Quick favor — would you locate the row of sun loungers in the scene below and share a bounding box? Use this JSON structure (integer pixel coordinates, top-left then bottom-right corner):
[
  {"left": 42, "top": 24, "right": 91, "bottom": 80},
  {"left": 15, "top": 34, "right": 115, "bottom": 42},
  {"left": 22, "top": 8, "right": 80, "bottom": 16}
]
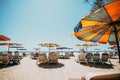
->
[
  {"left": 77, "top": 53, "right": 112, "bottom": 65},
  {"left": 31, "top": 52, "right": 74, "bottom": 60},
  {"left": 36, "top": 52, "right": 58, "bottom": 64},
  {"left": 32, "top": 52, "right": 116, "bottom": 65},
  {"left": 0, "top": 51, "right": 23, "bottom": 66},
  {"left": 33, "top": 52, "right": 75, "bottom": 65}
]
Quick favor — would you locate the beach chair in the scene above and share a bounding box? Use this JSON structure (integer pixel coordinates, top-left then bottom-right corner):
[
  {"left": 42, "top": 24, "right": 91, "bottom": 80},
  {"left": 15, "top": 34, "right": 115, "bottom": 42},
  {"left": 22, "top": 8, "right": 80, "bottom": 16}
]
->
[
  {"left": 56, "top": 52, "right": 60, "bottom": 58},
  {"left": 109, "top": 52, "right": 115, "bottom": 58},
  {"left": 1, "top": 54, "right": 10, "bottom": 66},
  {"left": 100, "top": 53, "right": 112, "bottom": 65},
  {"left": 36, "top": 54, "right": 48, "bottom": 64},
  {"left": 30, "top": 53, "right": 34, "bottom": 59},
  {"left": 70, "top": 52, "right": 74, "bottom": 57},
  {"left": 7, "top": 51, "right": 13, "bottom": 58},
  {"left": 86, "top": 53, "right": 93, "bottom": 63},
  {"left": 64, "top": 52, "right": 70, "bottom": 59},
  {"left": 92, "top": 53, "right": 100, "bottom": 64},
  {"left": 48, "top": 52, "right": 58, "bottom": 64},
  {"left": 114, "top": 52, "right": 118, "bottom": 58},
  {"left": 12, "top": 51, "right": 21, "bottom": 64},
  {"left": 77, "top": 53, "right": 87, "bottom": 64},
  {"left": 22, "top": 52, "right": 26, "bottom": 57}
]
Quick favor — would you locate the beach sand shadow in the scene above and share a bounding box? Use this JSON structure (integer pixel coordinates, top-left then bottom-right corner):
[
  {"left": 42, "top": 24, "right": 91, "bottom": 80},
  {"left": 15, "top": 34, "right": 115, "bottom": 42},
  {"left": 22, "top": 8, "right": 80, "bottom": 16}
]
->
[
  {"left": 38, "top": 62, "right": 64, "bottom": 69},
  {"left": 0, "top": 63, "right": 19, "bottom": 69},
  {"left": 79, "top": 62, "right": 114, "bottom": 69}
]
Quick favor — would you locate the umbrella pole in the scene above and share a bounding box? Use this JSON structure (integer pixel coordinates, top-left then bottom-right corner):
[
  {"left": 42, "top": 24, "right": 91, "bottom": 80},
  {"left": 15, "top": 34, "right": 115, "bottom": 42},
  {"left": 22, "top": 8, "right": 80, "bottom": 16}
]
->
[
  {"left": 113, "top": 24, "right": 120, "bottom": 63},
  {"left": 8, "top": 43, "right": 10, "bottom": 52},
  {"left": 49, "top": 47, "right": 50, "bottom": 53}
]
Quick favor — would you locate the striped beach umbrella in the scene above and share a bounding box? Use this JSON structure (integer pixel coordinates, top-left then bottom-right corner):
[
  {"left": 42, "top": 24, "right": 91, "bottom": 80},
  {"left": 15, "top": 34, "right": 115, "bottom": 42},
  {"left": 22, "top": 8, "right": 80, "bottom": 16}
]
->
[{"left": 73, "top": 0, "right": 120, "bottom": 62}]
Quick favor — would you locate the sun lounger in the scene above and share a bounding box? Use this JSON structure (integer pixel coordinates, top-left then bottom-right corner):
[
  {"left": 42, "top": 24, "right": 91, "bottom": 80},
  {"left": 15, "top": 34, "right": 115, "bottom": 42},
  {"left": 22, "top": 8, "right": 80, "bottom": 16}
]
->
[
  {"left": 36, "top": 53, "right": 48, "bottom": 64},
  {"left": 64, "top": 52, "right": 70, "bottom": 59},
  {"left": 109, "top": 52, "right": 114, "bottom": 58},
  {"left": 69, "top": 52, "right": 75, "bottom": 57},
  {"left": 30, "top": 53, "right": 38, "bottom": 59},
  {"left": 100, "top": 53, "right": 112, "bottom": 65},
  {"left": 77, "top": 53, "right": 87, "bottom": 64},
  {"left": 86, "top": 53, "right": 93, "bottom": 63},
  {"left": 56, "top": 52, "right": 60, "bottom": 58},
  {"left": 11, "top": 51, "right": 21, "bottom": 64},
  {"left": 1, "top": 54, "right": 10, "bottom": 66},
  {"left": 48, "top": 52, "right": 58, "bottom": 64},
  {"left": 91, "top": 53, "right": 100, "bottom": 64}
]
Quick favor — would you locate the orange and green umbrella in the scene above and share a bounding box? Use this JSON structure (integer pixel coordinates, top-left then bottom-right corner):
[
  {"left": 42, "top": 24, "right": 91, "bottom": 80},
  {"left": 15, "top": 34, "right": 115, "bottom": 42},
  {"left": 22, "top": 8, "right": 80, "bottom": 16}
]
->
[{"left": 73, "top": 0, "right": 120, "bottom": 62}]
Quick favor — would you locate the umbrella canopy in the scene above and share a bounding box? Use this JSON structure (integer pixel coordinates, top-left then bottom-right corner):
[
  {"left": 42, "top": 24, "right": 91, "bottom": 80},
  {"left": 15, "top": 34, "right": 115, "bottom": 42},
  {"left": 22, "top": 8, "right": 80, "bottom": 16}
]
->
[
  {"left": 73, "top": 0, "right": 120, "bottom": 62},
  {"left": 39, "top": 43, "right": 59, "bottom": 47},
  {"left": 0, "top": 43, "right": 22, "bottom": 47},
  {"left": 39, "top": 42, "right": 59, "bottom": 52},
  {"left": 56, "top": 47, "right": 68, "bottom": 50},
  {"left": 76, "top": 43, "right": 97, "bottom": 53},
  {"left": 0, "top": 42, "right": 22, "bottom": 51},
  {"left": 56, "top": 47, "right": 73, "bottom": 52},
  {"left": 17, "top": 48, "right": 27, "bottom": 50},
  {"left": 0, "top": 34, "right": 10, "bottom": 41},
  {"left": 76, "top": 43, "right": 97, "bottom": 47}
]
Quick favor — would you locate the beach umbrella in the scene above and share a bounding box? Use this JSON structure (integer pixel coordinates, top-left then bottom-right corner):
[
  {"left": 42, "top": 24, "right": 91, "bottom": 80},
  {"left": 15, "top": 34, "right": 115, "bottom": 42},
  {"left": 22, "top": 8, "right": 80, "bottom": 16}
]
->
[
  {"left": 76, "top": 43, "right": 97, "bottom": 53},
  {"left": 56, "top": 47, "right": 68, "bottom": 50},
  {"left": 56, "top": 47, "right": 68, "bottom": 52},
  {"left": 0, "top": 42, "right": 22, "bottom": 51},
  {"left": 17, "top": 48, "right": 27, "bottom": 52},
  {"left": 39, "top": 42, "right": 59, "bottom": 52},
  {"left": 17, "top": 48, "right": 27, "bottom": 50},
  {"left": 73, "top": 0, "right": 120, "bottom": 62},
  {"left": 33, "top": 47, "right": 40, "bottom": 52},
  {"left": 0, "top": 34, "right": 10, "bottom": 41},
  {"left": 56, "top": 47, "right": 73, "bottom": 52},
  {"left": 0, "top": 43, "right": 22, "bottom": 47}
]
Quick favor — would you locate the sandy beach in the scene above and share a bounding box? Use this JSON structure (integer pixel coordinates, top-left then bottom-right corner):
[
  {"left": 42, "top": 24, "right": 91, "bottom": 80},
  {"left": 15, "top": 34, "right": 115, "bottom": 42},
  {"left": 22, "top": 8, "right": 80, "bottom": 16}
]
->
[{"left": 0, "top": 53, "right": 120, "bottom": 80}]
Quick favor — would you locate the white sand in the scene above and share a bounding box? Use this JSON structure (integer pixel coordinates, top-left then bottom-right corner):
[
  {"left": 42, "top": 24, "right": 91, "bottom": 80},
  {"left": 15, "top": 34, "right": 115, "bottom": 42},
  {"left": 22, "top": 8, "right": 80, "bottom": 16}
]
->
[{"left": 0, "top": 53, "right": 120, "bottom": 80}]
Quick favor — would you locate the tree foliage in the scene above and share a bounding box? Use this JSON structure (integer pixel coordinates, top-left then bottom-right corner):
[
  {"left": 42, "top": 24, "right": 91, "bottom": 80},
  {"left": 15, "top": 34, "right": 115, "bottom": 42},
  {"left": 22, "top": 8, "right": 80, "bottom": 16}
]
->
[{"left": 84, "top": 0, "right": 112, "bottom": 11}]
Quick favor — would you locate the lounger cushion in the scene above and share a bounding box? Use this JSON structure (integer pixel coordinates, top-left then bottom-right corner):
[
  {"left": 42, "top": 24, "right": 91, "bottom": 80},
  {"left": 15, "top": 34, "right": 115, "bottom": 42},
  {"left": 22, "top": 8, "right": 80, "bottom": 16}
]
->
[
  {"left": 90, "top": 73, "right": 120, "bottom": 80},
  {"left": 84, "top": 71, "right": 120, "bottom": 80}
]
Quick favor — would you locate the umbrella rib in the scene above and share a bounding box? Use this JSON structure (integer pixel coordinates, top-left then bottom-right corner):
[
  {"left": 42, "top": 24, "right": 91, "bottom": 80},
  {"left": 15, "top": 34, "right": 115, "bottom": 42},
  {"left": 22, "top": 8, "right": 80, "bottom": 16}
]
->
[
  {"left": 77, "top": 25, "right": 106, "bottom": 41},
  {"left": 74, "top": 26, "right": 103, "bottom": 37},
  {"left": 91, "top": 25, "right": 110, "bottom": 41},
  {"left": 98, "top": 26, "right": 112, "bottom": 43}
]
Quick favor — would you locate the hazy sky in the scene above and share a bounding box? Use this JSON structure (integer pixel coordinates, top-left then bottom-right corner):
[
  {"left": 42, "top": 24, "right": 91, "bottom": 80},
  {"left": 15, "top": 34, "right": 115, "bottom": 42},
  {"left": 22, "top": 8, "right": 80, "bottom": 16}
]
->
[{"left": 0, "top": 0, "right": 110, "bottom": 51}]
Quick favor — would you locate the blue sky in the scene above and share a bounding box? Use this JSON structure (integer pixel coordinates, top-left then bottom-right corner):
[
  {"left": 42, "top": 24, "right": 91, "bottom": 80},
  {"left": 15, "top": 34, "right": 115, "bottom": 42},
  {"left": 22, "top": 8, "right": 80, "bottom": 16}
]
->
[{"left": 0, "top": 0, "right": 111, "bottom": 51}]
